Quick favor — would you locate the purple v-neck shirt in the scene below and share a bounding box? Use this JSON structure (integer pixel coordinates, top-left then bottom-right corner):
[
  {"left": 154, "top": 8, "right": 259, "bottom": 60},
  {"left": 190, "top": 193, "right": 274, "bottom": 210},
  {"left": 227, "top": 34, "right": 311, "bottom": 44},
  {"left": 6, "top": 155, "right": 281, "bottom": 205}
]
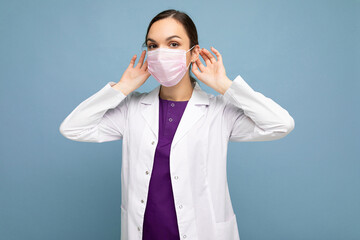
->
[{"left": 142, "top": 95, "right": 189, "bottom": 240}]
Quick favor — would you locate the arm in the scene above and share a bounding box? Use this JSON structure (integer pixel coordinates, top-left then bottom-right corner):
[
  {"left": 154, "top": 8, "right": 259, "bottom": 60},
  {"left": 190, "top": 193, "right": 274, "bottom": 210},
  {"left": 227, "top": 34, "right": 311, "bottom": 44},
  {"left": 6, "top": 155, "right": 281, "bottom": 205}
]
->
[
  {"left": 59, "top": 82, "right": 131, "bottom": 143},
  {"left": 222, "top": 75, "right": 295, "bottom": 142}
]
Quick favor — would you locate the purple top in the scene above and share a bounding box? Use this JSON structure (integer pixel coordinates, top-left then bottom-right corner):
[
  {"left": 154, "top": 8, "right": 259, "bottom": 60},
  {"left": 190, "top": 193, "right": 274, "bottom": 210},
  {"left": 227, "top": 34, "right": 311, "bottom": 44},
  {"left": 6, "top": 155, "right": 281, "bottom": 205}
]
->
[{"left": 142, "top": 95, "right": 189, "bottom": 240}]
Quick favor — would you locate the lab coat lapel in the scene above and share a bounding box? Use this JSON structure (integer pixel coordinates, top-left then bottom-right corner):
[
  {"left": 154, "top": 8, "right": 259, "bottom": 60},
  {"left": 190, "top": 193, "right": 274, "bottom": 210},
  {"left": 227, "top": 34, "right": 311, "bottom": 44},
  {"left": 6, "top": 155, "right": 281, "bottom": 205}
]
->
[
  {"left": 172, "top": 83, "right": 209, "bottom": 148},
  {"left": 140, "top": 81, "right": 209, "bottom": 148},
  {"left": 140, "top": 84, "right": 160, "bottom": 141}
]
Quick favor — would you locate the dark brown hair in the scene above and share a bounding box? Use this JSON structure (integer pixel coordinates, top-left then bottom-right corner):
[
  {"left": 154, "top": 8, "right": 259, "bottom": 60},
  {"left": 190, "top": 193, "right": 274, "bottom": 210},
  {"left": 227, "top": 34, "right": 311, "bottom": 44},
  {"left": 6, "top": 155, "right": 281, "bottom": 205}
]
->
[{"left": 142, "top": 9, "right": 199, "bottom": 85}]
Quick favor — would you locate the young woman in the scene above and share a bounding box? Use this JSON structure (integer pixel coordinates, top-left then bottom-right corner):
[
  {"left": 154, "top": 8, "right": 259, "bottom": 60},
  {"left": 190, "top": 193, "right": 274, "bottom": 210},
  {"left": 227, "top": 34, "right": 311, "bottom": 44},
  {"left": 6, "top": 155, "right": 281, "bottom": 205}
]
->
[{"left": 59, "top": 9, "right": 295, "bottom": 240}]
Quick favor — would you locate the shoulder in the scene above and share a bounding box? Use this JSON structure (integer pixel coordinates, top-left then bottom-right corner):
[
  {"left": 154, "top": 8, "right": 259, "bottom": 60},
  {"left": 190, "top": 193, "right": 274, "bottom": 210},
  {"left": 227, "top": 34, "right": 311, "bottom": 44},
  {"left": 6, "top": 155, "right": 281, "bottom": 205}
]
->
[
  {"left": 128, "top": 90, "right": 144, "bottom": 99},
  {"left": 125, "top": 88, "right": 229, "bottom": 109},
  {"left": 124, "top": 90, "right": 145, "bottom": 106},
  {"left": 206, "top": 91, "right": 244, "bottom": 120},
  {"left": 207, "top": 92, "right": 228, "bottom": 108},
  {"left": 200, "top": 91, "right": 230, "bottom": 118}
]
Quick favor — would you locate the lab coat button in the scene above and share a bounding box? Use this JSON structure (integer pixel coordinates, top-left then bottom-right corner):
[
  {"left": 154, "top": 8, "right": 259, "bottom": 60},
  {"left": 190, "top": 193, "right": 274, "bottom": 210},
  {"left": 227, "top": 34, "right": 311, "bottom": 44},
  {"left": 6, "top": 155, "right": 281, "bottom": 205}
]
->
[
  {"left": 145, "top": 171, "right": 149, "bottom": 175},
  {"left": 137, "top": 227, "right": 141, "bottom": 231},
  {"left": 151, "top": 141, "right": 155, "bottom": 145},
  {"left": 182, "top": 234, "right": 187, "bottom": 238},
  {"left": 179, "top": 205, "right": 183, "bottom": 209},
  {"left": 169, "top": 117, "right": 173, "bottom": 122},
  {"left": 174, "top": 176, "right": 179, "bottom": 180},
  {"left": 141, "top": 199, "right": 144, "bottom": 203}
]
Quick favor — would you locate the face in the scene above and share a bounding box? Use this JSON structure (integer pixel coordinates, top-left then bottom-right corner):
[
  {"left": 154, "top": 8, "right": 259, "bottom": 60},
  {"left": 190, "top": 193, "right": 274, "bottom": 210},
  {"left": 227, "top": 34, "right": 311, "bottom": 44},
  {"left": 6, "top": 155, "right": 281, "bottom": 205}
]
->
[{"left": 146, "top": 18, "right": 200, "bottom": 66}]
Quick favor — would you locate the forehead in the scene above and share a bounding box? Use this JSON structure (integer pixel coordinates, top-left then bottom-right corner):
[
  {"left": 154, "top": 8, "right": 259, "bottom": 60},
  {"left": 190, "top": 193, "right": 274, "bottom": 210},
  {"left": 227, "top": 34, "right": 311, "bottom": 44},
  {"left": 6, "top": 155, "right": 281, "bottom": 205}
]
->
[{"left": 147, "top": 18, "right": 188, "bottom": 42}]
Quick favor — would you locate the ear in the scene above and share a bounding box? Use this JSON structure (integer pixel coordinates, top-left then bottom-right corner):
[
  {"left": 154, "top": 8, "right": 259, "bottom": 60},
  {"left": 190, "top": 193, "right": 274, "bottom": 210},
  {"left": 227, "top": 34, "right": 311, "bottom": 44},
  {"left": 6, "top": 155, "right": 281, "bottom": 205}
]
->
[{"left": 191, "top": 45, "right": 201, "bottom": 62}]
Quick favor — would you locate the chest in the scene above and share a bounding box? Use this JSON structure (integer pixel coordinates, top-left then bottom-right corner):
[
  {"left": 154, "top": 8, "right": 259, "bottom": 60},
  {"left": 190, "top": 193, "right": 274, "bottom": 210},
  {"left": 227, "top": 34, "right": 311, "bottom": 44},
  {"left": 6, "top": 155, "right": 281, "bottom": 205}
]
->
[{"left": 122, "top": 100, "right": 227, "bottom": 170}]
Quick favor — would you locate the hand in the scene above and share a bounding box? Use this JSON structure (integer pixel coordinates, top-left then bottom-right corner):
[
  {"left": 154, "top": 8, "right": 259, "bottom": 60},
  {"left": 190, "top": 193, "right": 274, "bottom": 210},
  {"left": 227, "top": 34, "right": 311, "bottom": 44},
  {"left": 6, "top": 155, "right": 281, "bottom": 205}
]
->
[
  {"left": 191, "top": 47, "right": 233, "bottom": 95},
  {"left": 114, "top": 50, "right": 151, "bottom": 95}
]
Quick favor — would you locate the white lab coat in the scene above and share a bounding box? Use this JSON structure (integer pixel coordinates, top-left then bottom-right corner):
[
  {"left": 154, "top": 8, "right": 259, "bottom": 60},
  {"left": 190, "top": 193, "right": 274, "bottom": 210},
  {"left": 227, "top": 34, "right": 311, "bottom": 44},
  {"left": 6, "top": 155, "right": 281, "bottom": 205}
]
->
[{"left": 59, "top": 74, "right": 295, "bottom": 240}]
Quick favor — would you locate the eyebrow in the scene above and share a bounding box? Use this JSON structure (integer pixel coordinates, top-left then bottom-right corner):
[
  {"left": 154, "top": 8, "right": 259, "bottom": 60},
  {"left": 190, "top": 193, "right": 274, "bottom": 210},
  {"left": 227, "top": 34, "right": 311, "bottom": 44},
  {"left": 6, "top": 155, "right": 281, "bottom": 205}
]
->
[{"left": 146, "top": 35, "right": 182, "bottom": 43}]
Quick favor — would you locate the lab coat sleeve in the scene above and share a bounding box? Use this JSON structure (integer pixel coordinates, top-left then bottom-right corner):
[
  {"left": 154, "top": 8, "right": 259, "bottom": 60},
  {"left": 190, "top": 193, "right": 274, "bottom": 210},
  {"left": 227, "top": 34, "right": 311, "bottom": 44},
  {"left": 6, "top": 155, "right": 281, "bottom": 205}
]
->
[
  {"left": 222, "top": 74, "right": 295, "bottom": 142},
  {"left": 59, "top": 82, "right": 130, "bottom": 143}
]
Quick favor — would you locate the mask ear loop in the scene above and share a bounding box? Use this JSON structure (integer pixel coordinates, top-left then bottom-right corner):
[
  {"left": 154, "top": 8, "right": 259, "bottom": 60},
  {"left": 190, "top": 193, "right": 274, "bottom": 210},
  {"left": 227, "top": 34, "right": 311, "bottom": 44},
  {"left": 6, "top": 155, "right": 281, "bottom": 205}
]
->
[
  {"left": 186, "top": 61, "right": 193, "bottom": 69},
  {"left": 186, "top": 45, "right": 196, "bottom": 53},
  {"left": 186, "top": 45, "right": 197, "bottom": 69}
]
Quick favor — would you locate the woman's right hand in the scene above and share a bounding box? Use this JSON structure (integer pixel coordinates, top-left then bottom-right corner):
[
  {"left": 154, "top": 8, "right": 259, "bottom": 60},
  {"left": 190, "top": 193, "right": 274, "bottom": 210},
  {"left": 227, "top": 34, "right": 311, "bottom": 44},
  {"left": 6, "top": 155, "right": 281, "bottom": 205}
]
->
[{"left": 113, "top": 50, "right": 151, "bottom": 95}]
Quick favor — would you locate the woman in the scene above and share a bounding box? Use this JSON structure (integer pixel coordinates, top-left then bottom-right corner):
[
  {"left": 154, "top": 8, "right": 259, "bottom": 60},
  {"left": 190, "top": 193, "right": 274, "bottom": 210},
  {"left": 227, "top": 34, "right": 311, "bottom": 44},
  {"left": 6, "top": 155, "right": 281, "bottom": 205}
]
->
[{"left": 59, "top": 9, "right": 295, "bottom": 240}]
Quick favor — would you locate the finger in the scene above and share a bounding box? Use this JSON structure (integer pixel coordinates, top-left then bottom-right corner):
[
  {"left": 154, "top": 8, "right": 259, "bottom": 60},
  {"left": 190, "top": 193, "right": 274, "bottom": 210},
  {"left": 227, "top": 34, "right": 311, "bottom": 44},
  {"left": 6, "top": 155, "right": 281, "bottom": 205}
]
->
[
  {"left": 145, "top": 61, "right": 151, "bottom": 75},
  {"left": 143, "top": 60, "right": 151, "bottom": 74},
  {"left": 129, "top": 54, "right": 137, "bottom": 68},
  {"left": 141, "top": 59, "right": 148, "bottom": 71},
  {"left": 192, "top": 61, "right": 204, "bottom": 80},
  {"left": 210, "top": 46, "right": 222, "bottom": 63},
  {"left": 191, "top": 61, "right": 200, "bottom": 75},
  {"left": 202, "top": 48, "right": 216, "bottom": 63},
  {"left": 195, "top": 58, "right": 206, "bottom": 72},
  {"left": 199, "top": 50, "right": 211, "bottom": 66},
  {"left": 136, "top": 50, "right": 146, "bottom": 68}
]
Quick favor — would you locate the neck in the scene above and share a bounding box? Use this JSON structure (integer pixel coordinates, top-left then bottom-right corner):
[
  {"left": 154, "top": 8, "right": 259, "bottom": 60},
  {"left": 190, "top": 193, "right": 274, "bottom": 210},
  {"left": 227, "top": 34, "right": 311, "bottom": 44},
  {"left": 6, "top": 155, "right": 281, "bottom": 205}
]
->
[{"left": 159, "top": 75, "right": 194, "bottom": 101}]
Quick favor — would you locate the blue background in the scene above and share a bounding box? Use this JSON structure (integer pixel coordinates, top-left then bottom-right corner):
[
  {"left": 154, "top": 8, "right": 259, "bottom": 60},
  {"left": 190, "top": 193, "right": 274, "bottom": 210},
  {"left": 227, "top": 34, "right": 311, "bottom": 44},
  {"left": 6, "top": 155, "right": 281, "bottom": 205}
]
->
[{"left": 1, "top": 0, "right": 359, "bottom": 239}]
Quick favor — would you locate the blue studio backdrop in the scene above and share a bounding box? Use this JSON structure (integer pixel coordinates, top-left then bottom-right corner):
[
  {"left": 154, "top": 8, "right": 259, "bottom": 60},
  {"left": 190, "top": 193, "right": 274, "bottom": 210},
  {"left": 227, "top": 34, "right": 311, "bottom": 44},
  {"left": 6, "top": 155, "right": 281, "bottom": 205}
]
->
[{"left": 0, "top": 0, "right": 359, "bottom": 240}]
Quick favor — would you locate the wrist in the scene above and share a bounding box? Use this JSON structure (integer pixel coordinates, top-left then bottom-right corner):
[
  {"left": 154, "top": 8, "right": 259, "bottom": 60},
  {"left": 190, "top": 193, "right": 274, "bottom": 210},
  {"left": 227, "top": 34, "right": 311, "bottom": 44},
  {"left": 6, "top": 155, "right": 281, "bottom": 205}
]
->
[
  {"left": 112, "top": 82, "right": 131, "bottom": 96},
  {"left": 218, "top": 76, "right": 233, "bottom": 95}
]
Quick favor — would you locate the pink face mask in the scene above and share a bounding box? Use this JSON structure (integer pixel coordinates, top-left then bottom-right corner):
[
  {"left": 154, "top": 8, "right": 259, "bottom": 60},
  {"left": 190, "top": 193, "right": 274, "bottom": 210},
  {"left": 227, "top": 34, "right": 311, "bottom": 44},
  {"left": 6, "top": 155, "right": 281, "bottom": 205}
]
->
[{"left": 147, "top": 45, "right": 196, "bottom": 87}]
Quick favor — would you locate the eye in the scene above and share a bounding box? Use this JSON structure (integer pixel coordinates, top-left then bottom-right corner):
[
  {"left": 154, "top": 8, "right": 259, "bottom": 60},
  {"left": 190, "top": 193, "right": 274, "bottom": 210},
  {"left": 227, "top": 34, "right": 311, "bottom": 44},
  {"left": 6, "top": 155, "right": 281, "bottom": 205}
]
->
[
  {"left": 148, "top": 44, "right": 156, "bottom": 49},
  {"left": 147, "top": 42, "right": 179, "bottom": 50},
  {"left": 170, "top": 42, "right": 179, "bottom": 47}
]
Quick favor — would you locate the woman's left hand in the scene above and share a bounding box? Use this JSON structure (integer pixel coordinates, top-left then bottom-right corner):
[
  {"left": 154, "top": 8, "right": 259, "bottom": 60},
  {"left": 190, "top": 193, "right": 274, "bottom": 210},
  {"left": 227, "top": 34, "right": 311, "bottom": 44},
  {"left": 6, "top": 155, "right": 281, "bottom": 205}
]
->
[{"left": 191, "top": 47, "right": 233, "bottom": 95}]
